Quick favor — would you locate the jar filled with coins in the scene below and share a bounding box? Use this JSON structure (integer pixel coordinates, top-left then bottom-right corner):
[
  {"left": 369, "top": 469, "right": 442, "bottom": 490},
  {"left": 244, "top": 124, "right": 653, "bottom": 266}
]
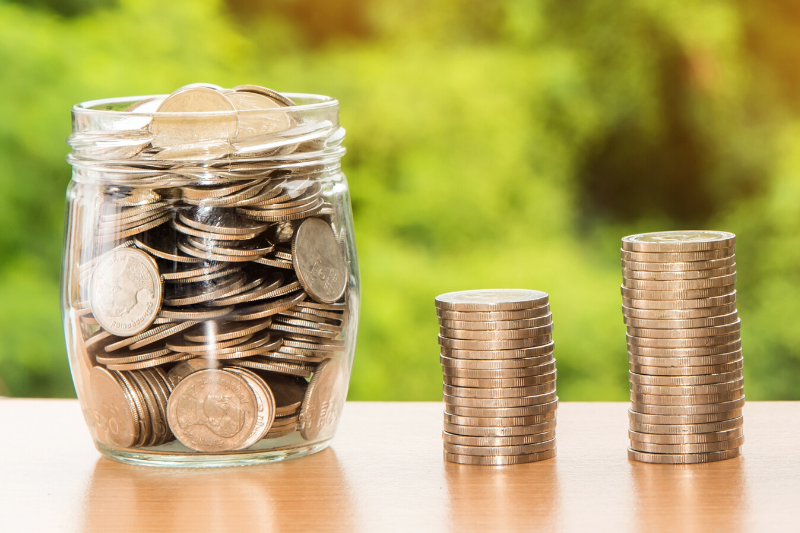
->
[{"left": 62, "top": 84, "right": 359, "bottom": 466}]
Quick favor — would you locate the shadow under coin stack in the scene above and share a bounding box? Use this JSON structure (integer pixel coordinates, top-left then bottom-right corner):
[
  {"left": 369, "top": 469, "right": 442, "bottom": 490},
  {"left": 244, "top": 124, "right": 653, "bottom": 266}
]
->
[
  {"left": 435, "top": 289, "right": 557, "bottom": 465},
  {"left": 621, "top": 231, "right": 744, "bottom": 464}
]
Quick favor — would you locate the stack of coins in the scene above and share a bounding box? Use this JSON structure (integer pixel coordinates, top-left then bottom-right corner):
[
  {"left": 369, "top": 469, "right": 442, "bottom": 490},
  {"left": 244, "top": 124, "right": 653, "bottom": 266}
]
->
[
  {"left": 72, "top": 84, "right": 350, "bottom": 453},
  {"left": 435, "top": 289, "right": 557, "bottom": 465},
  {"left": 621, "top": 231, "right": 744, "bottom": 464}
]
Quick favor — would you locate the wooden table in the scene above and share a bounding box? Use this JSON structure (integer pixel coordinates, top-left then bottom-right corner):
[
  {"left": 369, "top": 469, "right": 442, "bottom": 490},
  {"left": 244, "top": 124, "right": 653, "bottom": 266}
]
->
[{"left": 1, "top": 400, "right": 797, "bottom": 532}]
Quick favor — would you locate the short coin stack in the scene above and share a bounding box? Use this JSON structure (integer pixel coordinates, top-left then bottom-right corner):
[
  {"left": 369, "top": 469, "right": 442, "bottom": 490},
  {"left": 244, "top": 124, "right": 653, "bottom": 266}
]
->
[
  {"left": 621, "top": 231, "right": 744, "bottom": 464},
  {"left": 435, "top": 289, "right": 557, "bottom": 465}
]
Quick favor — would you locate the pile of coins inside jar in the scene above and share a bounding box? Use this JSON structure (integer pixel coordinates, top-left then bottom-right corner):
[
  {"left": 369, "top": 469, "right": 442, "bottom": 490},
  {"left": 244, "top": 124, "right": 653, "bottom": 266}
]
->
[
  {"left": 621, "top": 231, "right": 744, "bottom": 464},
  {"left": 71, "top": 84, "right": 349, "bottom": 452},
  {"left": 435, "top": 289, "right": 557, "bottom": 465}
]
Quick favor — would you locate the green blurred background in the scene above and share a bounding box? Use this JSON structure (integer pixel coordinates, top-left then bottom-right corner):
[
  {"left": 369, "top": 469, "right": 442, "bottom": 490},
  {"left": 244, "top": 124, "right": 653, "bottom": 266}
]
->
[{"left": 1, "top": 0, "right": 799, "bottom": 401}]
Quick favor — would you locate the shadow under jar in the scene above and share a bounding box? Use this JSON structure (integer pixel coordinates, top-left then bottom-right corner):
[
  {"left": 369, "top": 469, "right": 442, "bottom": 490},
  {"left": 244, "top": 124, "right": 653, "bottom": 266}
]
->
[{"left": 62, "top": 86, "right": 359, "bottom": 467}]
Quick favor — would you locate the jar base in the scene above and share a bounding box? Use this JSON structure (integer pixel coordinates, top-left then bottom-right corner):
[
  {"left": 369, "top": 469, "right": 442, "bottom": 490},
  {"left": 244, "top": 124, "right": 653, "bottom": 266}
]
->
[{"left": 96, "top": 439, "right": 332, "bottom": 468}]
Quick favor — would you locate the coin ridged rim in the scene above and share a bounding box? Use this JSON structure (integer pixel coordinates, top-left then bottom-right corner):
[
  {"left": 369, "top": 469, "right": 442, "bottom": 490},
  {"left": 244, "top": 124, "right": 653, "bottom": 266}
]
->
[
  {"left": 161, "top": 261, "right": 229, "bottom": 281},
  {"left": 444, "top": 399, "right": 558, "bottom": 418},
  {"left": 439, "top": 323, "right": 553, "bottom": 341},
  {"left": 631, "top": 397, "right": 745, "bottom": 415},
  {"left": 630, "top": 437, "right": 743, "bottom": 454},
  {"left": 442, "top": 364, "right": 555, "bottom": 379},
  {"left": 438, "top": 334, "right": 552, "bottom": 350},
  {"left": 621, "top": 284, "right": 735, "bottom": 301},
  {"left": 628, "top": 411, "right": 742, "bottom": 429},
  {"left": 621, "top": 231, "right": 735, "bottom": 252},
  {"left": 223, "top": 367, "right": 276, "bottom": 446},
  {"left": 133, "top": 236, "right": 204, "bottom": 263},
  {"left": 440, "top": 357, "right": 556, "bottom": 372},
  {"left": 182, "top": 180, "right": 259, "bottom": 200},
  {"left": 435, "top": 289, "right": 549, "bottom": 312},
  {"left": 628, "top": 427, "right": 743, "bottom": 444},
  {"left": 158, "top": 305, "right": 234, "bottom": 320},
  {"left": 444, "top": 448, "right": 556, "bottom": 465},
  {"left": 95, "top": 344, "right": 172, "bottom": 365},
  {"left": 629, "top": 356, "right": 744, "bottom": 375},
  {"left": 171, "top": 218, "right": 262, "bottom": 242},
  {"left": 622, "top": 302, "right": 737, "bottom": 320},
  {"left": 630, "top": 388, "right": 744, "bottom": 405},
  {"left": 443, "top": 438, "right": 556, "bottom": 456},
  {"left": 623, "top": 311, "right": 739, "bottom": 329},
  {"left": 230, "top": 291, "right": 307, "bottom": 321},
  {"left": 183, "top": 319, "right": 271, "bottom": 343},
  {"left": 443, "top": 430, "right": 556, "bottom": 447},
  {"left": 230, "top": 359, "right": 313, "bottom": 378},
  {"left": 438, "top": 314, "right": 553, "bottom": 331},
  {"left": 443, "top": 420, "right": 557, "bottom": 437},
  {"left": 627, "top": 340, "right": 741, "bottom": 357},
  {"left": 443, "top": 410, "right": 557, "bottom": 427},
  {"left": 628, "top": 369, "right": 742, "bottom": 386},
  {"left": 443, "top": 389, "right": 558, "bottom": 407},
  {"left": 178, "top": 210, "right": 269, "bottom": 236},
  {"left": 90, "top": 366, "right": 138, "bottom": 447},
  {"left": 622, "top": 273, "right": 736, "bottom": 291},
  {"left": 622, "top": 265, "right": 736, "bottom": 280},
  {"left": 628, "top": 349, "right": 742, "bottom": 368},
  {"left": 210, "top": 278, "right": 298, "bottom": 307},
  {"left": 631, "top": 377, "right": 744, "bottom": 395},
  {"left": 98, "top": 214, "right": 171, "bottom": 243},
  {"left": 440, "top": 341, "right": 555, "bottom": 360},
  {"left": 627, "top": 447, "right": 740, "bottom": 464},
  {"left": 163, "top": 272, "right": 246, "bottom": 306},
  {"left": 443, "top": 370, "right": 557, "bottom": 389},
  {"left": 105, "top": 352, "right": 194, "bottom": 371},
  {"left": 622, "top": 291, "right": 736, "bottom": 310},
  {"left": 627, "top": 321, "right": 741, "bottom": 340},
  {"left": 436, "top": 306, "right": 551, "bottom": 322},
  {"left": 620, "top": 247, "right": 734, "bottom": 262}
]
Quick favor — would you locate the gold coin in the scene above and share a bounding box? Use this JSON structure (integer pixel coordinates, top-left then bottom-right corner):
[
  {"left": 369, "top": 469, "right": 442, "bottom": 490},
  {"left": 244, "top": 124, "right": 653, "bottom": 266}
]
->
[
  {"left": 440, "top": 341, "right": 555, "bottom": 360},
  {"left": 623, "top": 311, "right": 738, "bottom": 329},
  {"left": 438, "top": 334, "right": 552, "bottom": 351},
  {"left": 436, "top": 306, "right": 551, "bottom": 322},
  {"left": 444, "top": 448, "right": 556, "bottom": 465},
  {"left": 620, "top": 247, "right": 734, "bottom": 262},
  {"left": 628, "top": 426, "right": 743, "bottom": 444},
  {"left": 444, "top": 391, "right": 557, "bottom": 408},
  {"left": 621, "top": 284, "right": 735, "bottom": 301},
  {"left": 627, "top": 447, "right": 740, "bottom": 464},
  {"left": 622, "top": 291, "right": 736, "bottom": 310},
  {"left": 622, "top": 302, "right": 737, "bottom": 320},
  {"left": 442, "top": 364, "right": 555, "bottom": 379},
  {"left": 628, "top": 410, "right": 742, "bottom": 427},
  {"left": 443, "top": 411, "right": 557, "bottom": 427},
  {"left": 443, "top": 438, "right": 556, "bottom": 456},
  {"left": 623, "top": 273, "right": 736, "bottom": 291},
  {"left": 631, "top": 377, "right": 744, "bottom": 396},
  {"left": 621, "top": 231, "right": 735, "bottom": 253},
  {"left": 627, "top": 340, "right": 741, "bottom": 357},
  {"left": 445, "top": 399, "right": 558, "bottom": 418},
  {"left": 627, "top": 321, "right": 740, "bottom": 339},
  {"left": 443, "top": 372, "right": 557, "bottom": 390},
  {"left": 628, "top": 369, "right": 742, "bottom": 386},
  {"left": 628, "top": 350, "right": 742, "bottom": 368},
  {"left": 630, "top": 388, "right": 744, "bottom": 406},
  {"left": 622, "top": 264, "right": 736, "bottom": 281},
  {"left": 435, "top": 289, "right": 549, "bottom": 312},
  {"left": 631, "top": 397, "right": 745, "bottom": 415},
  {"left": 438, "top": 314, "right": 553, "bottom": 330},
  {"left": 443, "top": 420, "right": 556, "bottom": 437},
  {"left": 439, "top": 324, "right": 553, "bottom": 341}
]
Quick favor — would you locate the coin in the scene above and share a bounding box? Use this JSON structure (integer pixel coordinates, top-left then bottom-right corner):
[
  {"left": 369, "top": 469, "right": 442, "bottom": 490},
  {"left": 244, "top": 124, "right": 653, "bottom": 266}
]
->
[
  {"left": 623, "top": 273, "right": 736, "bottom": 291},
  {"left": 150, "top": 87, "right": 237, "bottom": 148},
  {"left": 622, "top": 255, "right": 737, "bottom": 272},
  {"left": 627, "top": 340, "right": 741, "bottom": 357},
  {"left": 299, "top": 358, "right": 340, "bottom": 440},
  {"left": 444, "top": 448, "right": 556, "bottom": 465},
  {"left": 443, "top": 392, "right": 557, "bottom": 408},
  {"left": 622, "top": 302, "right": 737, "bottom": 320},
  {"left": 443, "top": 438, "right": 556, "bottom": 456},
  {"left": 627, "top": 321, "right": 741, "bottom": 340},
  {"left": 621, "top": 285, "right": 735, "bottom": 301},
  {"left": 621, "top": 231, "right": 736, "bottom": 252},
  {"left": 105, "top": 352, "right": 194, "bottom": 371},
  {"left": 90, "top": 366, "right": 138, "bottom": 447},
  {"left": 631, "top": 397, "right": 745, "bottom": 415},
  {"left": 224, "top": 367, "right": 276, "bottom": 448},
  {"left": 438, "top": 335, "right": 552, "bottom": 350},
  {"left": 627, "top": 332, "right": 740, "bottom": 349},
  {"left": 628, "top": 410, "right": 743, "bottom": 427},
  {"left": 440, "top": 341, "right": 555, "bottom": 360},
  {"left": 439, "top": 324, "right": 553, "bottom": 340},
  {"left": 291, "top": 218, "right": 347, "bottom": 304},
  {"left": 443, "top": 420, "right": 557, "bottom": 437},
  {"left": 443, "top": 372, "right": 557, "bottom": 390},
  {"left": 443, "top": 411, "right": 557, "bottom": 427},
  {"left": 439, "top": 355, "right": 556, "bottom": 371},
  {"left": 435, "top": 289, "right": 549, "bottom": 312},
  {"left": 622, "top": 265, "right": 736, "bottom": 280},
  {"left": 628, "top": 369, "right": 743, "bottom": 386},
  {"left": 90, "top": 248, "right": 163, "bottom": 337},
  {"left": 436, "top": 307, "right": 551, "bottom": 322},
  {"left": 438, "top": 314, "right": 553, "bottom": 331},
  {"left": 441, "top": 364, "right": 554, "bottom": 379},
  {"left": 629, "top": 426, "right": 743, "bottom": 444},
  {"left": 167, "top": 358, "right": 222, "bottom": 386},
  {"left": 262, "top": 374, "right": 306, "bottom": 416},
  {"left": 443, "top": 430, "right": 556, "bottom": 447},
  {"left": 628, "top": 350, "right": 743, "bottom": 368},
  {"left": 630, "top": 388, "right": 744, "bottom": 406},
  {"left": 627, "top": 447, "right": 740, "bottom": 464},
  {"left": 622, "top": 291, "right": 737, "bottom": 311},
  {"left": 167, "top": 369, "right": 258, "bottom": 452},
  {"left": 623, "top": 311, "right": 739, "bottom": 329},
  {"left": 444, "top": 400, "right": 558, "bottom": 418},
  {"left": 620, "top": 247, "right": 734, "bottom": 262}
]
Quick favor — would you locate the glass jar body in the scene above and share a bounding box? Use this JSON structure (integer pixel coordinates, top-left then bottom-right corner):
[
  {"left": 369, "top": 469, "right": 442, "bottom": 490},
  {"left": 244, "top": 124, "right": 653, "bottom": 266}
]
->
[{"left": 62, "top": 94, "right": 359, "bottom": 467}]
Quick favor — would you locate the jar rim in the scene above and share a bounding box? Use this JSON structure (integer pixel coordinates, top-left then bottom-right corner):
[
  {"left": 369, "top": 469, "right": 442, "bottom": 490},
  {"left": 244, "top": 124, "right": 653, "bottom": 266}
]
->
[{"left": 72, "top": 92, "right": 339, "bottom": 117}]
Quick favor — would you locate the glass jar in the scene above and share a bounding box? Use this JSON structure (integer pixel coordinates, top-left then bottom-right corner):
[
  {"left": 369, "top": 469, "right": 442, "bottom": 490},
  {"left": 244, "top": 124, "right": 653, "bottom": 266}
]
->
[{"left": 62, "top": 86, "right": 359, "bottom": 467}]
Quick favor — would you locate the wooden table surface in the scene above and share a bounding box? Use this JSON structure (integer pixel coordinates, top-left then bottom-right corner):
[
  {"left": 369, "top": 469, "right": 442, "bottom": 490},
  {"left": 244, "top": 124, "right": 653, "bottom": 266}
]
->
[{"left": 1, "top": 400, "right": 798, "bottom": 532}]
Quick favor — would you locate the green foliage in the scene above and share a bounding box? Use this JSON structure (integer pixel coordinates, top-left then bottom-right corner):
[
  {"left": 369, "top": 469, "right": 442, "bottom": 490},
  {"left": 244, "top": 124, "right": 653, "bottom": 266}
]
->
[{"left": 0, "top": 0, "right": 797, "bottom": 400}]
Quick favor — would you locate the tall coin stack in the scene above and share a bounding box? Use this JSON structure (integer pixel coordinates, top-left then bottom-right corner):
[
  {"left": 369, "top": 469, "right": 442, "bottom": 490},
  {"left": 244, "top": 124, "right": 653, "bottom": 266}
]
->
[
  {"left": 621, "top": 231, "right": 744, "bottom": 464},
  {"left": 435, "top": 289, "right": 557, "bottom": 465}
]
